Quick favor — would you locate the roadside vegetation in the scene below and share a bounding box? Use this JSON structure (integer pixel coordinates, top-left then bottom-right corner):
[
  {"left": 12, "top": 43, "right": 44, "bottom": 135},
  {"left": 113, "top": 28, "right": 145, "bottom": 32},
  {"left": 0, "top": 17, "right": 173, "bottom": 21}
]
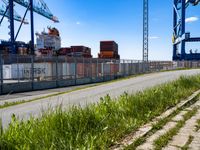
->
[
  {"left": 182, "top": 135, "right": 194, "bottom": 150},
  {"left": 154, "top": 107, "right": 198, "bottom": 150},
  {"left": 195, "top": 119, "right": 200, "bottom": 131},
  {"left": 0, "top": 75, "right": 200, "bottom": 149},
  {"left": 125, "top": 94, "right": 199, "bottom": 150}
]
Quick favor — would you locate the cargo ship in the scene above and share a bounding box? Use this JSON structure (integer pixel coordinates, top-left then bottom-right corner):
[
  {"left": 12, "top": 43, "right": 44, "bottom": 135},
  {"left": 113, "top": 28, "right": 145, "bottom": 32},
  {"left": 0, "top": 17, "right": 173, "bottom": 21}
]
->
[{"left": 36, "top": 27, "right": 61, "bottom": 56}]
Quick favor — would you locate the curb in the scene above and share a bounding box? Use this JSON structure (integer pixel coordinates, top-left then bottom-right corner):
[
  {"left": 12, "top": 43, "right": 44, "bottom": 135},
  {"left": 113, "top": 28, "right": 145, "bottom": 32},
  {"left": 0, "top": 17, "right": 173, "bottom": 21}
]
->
[{"left": 110, "top": 89, "right": 200, "bottom": 150}]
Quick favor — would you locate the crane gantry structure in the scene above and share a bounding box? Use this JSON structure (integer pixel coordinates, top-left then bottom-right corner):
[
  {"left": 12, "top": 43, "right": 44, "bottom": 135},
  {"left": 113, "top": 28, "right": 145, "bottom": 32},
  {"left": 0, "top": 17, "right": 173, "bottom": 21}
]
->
[
  {"left": 173, "top": 0, "right": 200, "bottom": 60},
  {"left": 1, "top": 0, "right": 200, "bottom": 61},
  {"left": 143, "top": 0, "right": 149, "bottom": 62},
  {"left": 0, "top": 0, "right": 58, "bottom": 54},
  {"left": 0, "top": 0, "right": 28, "bottom": 25}
]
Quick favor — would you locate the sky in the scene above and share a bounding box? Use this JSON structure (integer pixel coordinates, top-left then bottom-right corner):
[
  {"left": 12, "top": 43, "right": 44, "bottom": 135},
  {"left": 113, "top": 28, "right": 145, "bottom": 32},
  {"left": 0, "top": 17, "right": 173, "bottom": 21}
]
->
[{"left": 0, "top": 0, "right": 200, "bottom": 60}]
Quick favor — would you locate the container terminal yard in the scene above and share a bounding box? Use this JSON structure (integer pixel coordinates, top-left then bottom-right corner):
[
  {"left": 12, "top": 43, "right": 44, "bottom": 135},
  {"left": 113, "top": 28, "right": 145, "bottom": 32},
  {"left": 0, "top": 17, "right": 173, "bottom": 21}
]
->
[{"left": 0, "top": 0, "right": 200, "bottom": 149}]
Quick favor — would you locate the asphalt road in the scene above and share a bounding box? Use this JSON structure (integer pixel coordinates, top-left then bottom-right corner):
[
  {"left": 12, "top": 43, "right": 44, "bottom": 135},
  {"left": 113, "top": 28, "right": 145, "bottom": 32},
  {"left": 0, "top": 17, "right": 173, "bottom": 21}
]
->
[{"left": 1, "top": 69, "right": 200, "bottom": 128}]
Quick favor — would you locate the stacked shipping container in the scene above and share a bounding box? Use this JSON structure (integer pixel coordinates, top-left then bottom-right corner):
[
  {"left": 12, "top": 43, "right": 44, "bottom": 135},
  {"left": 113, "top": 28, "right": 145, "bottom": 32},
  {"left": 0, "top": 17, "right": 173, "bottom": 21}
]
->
[
  {"left": 98, "top": 41, "right": 120, "bottom": 59},
  {"left": 58, "top": 46, "right": 92, "bottom": 58}
]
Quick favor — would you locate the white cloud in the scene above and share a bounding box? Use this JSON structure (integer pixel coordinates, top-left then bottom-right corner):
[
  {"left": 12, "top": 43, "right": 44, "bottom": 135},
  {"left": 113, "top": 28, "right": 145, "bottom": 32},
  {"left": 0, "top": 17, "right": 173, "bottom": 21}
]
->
[
  {"left": 76, "top": 21, "right": 80, "bottom": 25},
  {"left": 149, "top": 36, "right": 160, "bottom": 40},
  {"left": 185, "top": 17, "right": 199, "bottom": 23}
]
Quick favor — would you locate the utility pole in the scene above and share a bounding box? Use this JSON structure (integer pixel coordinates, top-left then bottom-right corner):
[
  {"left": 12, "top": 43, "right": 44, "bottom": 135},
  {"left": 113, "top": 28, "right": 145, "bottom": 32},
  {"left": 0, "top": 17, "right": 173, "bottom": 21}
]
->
[{"left": 143, "top": 0, "right": 149, "bottom": 62}]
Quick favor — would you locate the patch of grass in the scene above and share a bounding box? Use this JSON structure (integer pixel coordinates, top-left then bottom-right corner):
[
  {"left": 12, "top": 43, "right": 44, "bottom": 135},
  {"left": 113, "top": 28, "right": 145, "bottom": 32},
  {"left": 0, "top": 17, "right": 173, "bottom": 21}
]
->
[
  {"left": 125, "top": 109, "right": 182, "bottom": 149},
  {"left": 154, "top": 107, "right": 198, "bottom": 150},
  {"left": 195, "top": 119, "right": 200, "bottom": 131},
  {"left": 125, "top": 136, "right": 146, "bottom": 150},
  {"left": 0, "top": 75, "right": 200, "bottom": 149},
  {"left": 181, "top": 135, "right": 194, "bottom": 150},
  {"left": 125, "top": 95, "right": 200, "bottom": 149}
]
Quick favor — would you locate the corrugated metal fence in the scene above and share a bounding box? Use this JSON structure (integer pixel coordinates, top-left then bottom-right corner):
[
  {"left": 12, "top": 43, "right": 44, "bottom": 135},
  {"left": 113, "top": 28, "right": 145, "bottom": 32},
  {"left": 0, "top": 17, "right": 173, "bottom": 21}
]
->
[{"left": 0, "top": 54, "right": 200, "bottom": 95}]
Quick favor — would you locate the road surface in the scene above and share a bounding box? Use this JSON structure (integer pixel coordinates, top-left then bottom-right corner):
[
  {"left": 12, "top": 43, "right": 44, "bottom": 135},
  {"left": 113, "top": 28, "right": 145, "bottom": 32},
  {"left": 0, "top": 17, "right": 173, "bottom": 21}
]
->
[{"left": 1, "top": 69, "right": 200, "bottom": 128}]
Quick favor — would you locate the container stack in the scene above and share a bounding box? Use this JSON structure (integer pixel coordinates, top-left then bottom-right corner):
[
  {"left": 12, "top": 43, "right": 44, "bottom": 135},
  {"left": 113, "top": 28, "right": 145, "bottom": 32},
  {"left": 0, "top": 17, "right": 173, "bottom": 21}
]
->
[
  {"left": 98, "top": 41, "right": 120, "bottom": 59},
  {"left": 0, "top": 40, "right": 29, "bottom": 55},
  {"left": 71, "top": 46, "right": 92, "bottom": 58},
  {"left": 58, "top": 47, "right": 71, "bottom": 56},
  {"left": 16, "top": 41, "right": 29, "bottom": 55},
  {"left": 17, "top": 47, "right": 28, "bottom": 55},
  {"left": 58, "top": 46, "right": 92, "bottom": 58}
]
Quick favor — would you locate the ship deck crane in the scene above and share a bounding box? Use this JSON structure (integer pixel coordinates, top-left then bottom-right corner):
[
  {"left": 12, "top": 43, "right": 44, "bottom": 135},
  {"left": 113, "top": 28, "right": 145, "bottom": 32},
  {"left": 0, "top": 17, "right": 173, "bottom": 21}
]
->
[{"left": 173, "top": 0, "right": 200, "bottom": 60}]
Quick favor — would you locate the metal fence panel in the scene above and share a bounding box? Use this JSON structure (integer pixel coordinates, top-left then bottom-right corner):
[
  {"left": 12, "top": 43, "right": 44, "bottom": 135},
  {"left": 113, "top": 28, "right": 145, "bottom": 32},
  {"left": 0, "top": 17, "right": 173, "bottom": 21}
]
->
[{"left": 0, "top": 54, "right": 200, "bottom": 94}]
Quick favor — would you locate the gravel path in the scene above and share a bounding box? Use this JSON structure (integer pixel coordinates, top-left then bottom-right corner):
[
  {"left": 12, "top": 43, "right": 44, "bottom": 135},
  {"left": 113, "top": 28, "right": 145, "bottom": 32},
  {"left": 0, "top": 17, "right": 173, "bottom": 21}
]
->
[{"left": 1, "top": 69, "right": 200, "bottom": 128}]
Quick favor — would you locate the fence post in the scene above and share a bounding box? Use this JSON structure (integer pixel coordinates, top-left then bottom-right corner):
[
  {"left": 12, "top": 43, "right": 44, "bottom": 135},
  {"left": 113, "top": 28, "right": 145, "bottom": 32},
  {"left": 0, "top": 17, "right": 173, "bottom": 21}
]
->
[
  {"left": 74, "top": 57, "right": 77, "bottom": 85},
  {"left": 96, "top": 58, "right": 99, "bottom": 79},
  {"left": 102, "top": 60, "right": 104, "bottom": 81},
  {"left": 0, "top": 54, "right": 3, "bottom": 94},
  {"left": 17, "top": 55, "right": 20, "bottom": 83},
  {"left": 90, "top": 58, "right": 93, "bottom": 82},
  {"left": 56, "top": 56, "right": 58, "bottom": 87},
  {"left": 123, "top": 60, "right": 126, "bottom": 77},
  {"left": 138, "top": 60, "right": 140, "bottom": 74},
  {"left": 130, "top": 60, "right": 133, "bottom": 75},
  {"left": 83, "top": 57, "right": 85, "bottom": 78},
  {"left": 31, "top": 55, "right": 34, "bottom": 90},
  {"left": 110, "top": 59, "right": 112, "bottom": 80}
]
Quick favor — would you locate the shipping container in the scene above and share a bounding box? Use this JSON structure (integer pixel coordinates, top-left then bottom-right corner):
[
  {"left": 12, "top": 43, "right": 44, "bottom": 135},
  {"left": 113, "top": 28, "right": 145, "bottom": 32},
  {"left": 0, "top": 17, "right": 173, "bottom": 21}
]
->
[{"left": 100, "top": 41, "right": 118, "bottom": 52}]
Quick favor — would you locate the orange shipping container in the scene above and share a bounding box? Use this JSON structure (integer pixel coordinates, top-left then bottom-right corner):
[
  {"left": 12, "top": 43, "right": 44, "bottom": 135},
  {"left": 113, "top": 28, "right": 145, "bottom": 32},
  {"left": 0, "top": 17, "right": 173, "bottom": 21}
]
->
[{"left": 100, "top": 51, "right": 114, "bottom": 56}]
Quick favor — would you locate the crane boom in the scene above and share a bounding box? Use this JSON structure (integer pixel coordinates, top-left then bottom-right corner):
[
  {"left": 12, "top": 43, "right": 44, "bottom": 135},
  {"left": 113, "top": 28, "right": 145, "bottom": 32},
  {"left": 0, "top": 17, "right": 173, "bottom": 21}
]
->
[
  {"left": 0, "top": 1, "right": 28, "bottom": 24},
  {"left": 13, "top": 0, "right": 59, "bottom": 22}
]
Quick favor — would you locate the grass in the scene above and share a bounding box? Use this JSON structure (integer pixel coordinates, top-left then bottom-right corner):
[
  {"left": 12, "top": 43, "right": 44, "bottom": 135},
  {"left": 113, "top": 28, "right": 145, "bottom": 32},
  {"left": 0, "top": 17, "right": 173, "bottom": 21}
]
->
[
  {"left": 181, "top": 135, "right": 194, "bottom": 150},
  {"left": 195, "top": 119, "right": 200, "bottom": 131},
  {"left": 154, "top": 107, "right": 198, "bottom": 150},
  {"left": 0, "top": 75, "right": 200, "bottom": 149},
  {"left": 125, "top": 94, "right": 200, "bottom": 150},
  {"left": 125, "top": 110, "right": 180, "bottom": 150}
]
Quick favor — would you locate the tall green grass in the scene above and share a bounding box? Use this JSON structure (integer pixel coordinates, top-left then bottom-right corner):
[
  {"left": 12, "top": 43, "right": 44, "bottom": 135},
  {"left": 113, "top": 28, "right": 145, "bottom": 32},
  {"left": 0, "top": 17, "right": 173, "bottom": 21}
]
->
[{"left": 0, "top": 75, "right": 200, "bottom": 150}]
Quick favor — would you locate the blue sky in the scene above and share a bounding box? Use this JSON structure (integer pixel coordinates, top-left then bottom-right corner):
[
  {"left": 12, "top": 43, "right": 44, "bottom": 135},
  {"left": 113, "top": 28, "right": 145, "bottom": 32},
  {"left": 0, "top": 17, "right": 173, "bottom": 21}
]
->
[{"left": 0, "top": 0, "right": 199, "bottom": 60}]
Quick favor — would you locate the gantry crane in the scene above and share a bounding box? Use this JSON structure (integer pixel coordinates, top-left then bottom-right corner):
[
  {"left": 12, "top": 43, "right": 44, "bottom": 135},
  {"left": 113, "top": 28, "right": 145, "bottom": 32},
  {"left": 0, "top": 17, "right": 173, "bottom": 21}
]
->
[
  {"left": 0, "top": 0, "right": 28, "bottom": 25},
  {"left": 4, "top": 0, "right": 58, "bottom": 54},
  {"left": 143, "top": 0, "right": 149, "bottom": 62},
  {"left": 173, "top": 0, "right": 200, "bottom": 60}
]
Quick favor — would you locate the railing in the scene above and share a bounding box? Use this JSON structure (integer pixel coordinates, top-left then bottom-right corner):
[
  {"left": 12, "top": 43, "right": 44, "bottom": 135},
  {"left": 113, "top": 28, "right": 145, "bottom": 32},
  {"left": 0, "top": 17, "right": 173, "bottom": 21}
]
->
[{"left": 0, "top": 54, "right": 200, "bottom": 95}]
